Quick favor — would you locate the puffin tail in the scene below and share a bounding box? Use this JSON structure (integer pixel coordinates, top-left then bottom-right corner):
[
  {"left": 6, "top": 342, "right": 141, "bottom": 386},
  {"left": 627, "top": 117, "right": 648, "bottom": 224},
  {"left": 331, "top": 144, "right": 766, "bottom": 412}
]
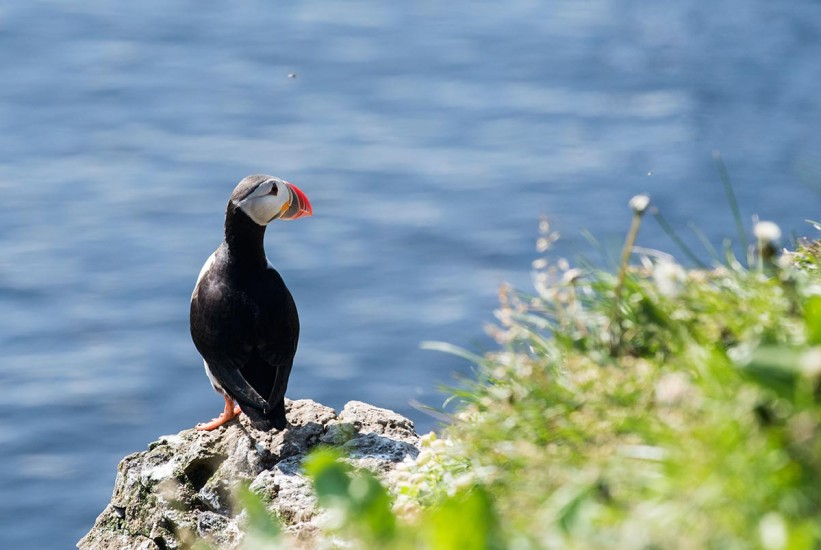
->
[{"left": 242, "top": 399, "right": 287, "bottom": 431}]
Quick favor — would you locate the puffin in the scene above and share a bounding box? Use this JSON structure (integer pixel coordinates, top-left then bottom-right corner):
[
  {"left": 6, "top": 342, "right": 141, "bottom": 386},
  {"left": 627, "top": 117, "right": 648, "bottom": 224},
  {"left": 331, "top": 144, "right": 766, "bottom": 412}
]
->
[{"left": 190, "top": 174, "right": 312, "bottom": 431}]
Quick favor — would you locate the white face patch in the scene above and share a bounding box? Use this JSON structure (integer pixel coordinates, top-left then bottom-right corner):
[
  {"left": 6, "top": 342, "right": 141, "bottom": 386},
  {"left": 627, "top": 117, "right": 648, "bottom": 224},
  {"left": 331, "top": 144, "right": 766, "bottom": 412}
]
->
[{"left": 235, "top": 179, "right": 289, "bottom": 226}]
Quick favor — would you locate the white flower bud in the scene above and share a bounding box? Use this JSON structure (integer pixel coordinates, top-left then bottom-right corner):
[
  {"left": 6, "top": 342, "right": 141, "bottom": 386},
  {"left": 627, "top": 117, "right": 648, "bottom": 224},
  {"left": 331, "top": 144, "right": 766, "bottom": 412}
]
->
[
  {"left": 753, "top": 221, "right": 782, "bottom": 243},
  {"left": 629, "top": 194, "right": 650, "bottom": 215}
]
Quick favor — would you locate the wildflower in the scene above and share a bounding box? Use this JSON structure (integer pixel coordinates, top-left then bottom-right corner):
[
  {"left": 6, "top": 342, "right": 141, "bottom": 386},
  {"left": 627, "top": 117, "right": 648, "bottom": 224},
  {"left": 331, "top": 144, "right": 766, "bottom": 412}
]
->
[
  {"left": 561, "top": 268, "right": 583, "bottom": 285},
  {"left": 532, "top": 258, "right": 548, "bottom": 270},
  {"left": 753, "top": 221, "right": 782, "bottom": 243},
  {"left": 452, "top": 473, "right": 476, "bottom": 492},
  {"left": 537, "top": 231, "right": 559, "bottom": 252},
  {"left": 629, "top": 194, "right": 650, "bottom": 215},
  {"left": 414, "top": 450, "right": 433, "bottom": 467},
  {"left": 776, "top": 251, "right": 795, "bottom": 270},
  {"left": 754, "top": 221, "right": 782, "bottom": 264},
  {"left": 652, "top": 260, "right": 686, "bottom": 298}
]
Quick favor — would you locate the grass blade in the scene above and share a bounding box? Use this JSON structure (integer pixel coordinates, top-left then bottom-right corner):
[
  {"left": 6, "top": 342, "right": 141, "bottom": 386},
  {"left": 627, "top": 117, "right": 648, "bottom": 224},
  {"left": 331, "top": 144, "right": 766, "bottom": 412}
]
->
[
  {"left": 687, "top": 222, "right": 721, "bottom": 265},
  {"left": 651, "top": 208, "right": 707, "bottom": 268},
  {"left": 421, "top": 341, "right": 485, "bottom": 365},
  {"left": 713, "top": 151, "right": 749, "bottom": 265}
]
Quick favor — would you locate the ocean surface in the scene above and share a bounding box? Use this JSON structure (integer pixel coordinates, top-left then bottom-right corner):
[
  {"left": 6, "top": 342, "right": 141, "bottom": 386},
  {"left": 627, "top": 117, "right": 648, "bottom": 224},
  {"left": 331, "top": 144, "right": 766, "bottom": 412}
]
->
[{"left": 1, "top": 1, "right": 820, "bottom": 547}]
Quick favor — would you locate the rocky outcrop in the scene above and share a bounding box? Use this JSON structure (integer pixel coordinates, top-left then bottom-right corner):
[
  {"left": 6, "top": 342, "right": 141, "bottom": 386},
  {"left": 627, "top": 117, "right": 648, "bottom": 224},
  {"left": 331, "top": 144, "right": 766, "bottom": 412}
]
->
[{"left": 78, "top": 399, "right": 420, "bottom": 549}]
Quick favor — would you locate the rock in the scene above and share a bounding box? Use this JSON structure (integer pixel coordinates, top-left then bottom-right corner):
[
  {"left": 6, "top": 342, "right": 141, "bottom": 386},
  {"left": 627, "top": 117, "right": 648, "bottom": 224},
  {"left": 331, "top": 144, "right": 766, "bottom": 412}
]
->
[{"left": 78, "top": 399, "right": 420, "bottom": 549}]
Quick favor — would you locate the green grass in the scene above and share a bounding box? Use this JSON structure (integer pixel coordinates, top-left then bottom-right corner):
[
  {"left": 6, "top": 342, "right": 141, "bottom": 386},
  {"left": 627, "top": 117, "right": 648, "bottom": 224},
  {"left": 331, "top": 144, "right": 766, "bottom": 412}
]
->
[
  {"left": 398, "top": 212, "right": 821, "bottom": 549},
  {"left": 240, "top": 202, "right": 821, "bottom": 549}
]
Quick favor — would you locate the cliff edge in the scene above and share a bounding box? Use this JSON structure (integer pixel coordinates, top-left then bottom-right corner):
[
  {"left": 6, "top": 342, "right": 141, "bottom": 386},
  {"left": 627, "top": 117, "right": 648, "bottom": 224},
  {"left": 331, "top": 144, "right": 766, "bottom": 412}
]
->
[{"left": 78, "top": 399, "right": 420, "bottom": 549}]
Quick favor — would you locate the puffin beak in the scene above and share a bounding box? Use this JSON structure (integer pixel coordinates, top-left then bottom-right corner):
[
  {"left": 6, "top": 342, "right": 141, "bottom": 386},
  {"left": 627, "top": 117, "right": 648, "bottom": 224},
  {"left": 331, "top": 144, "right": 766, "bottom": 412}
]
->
[{"left": 279, "top": 182, "right": 313, "bottom": 220}]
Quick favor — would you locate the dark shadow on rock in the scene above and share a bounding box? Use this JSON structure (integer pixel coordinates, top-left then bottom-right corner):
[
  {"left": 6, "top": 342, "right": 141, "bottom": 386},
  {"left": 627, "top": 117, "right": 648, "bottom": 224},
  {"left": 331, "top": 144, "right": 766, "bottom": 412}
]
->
[
  {"left": 344, "top": 431, "right": 419, "bottom": 462},
  {"left": 323, "top": 421, "right": 419, "bottom": 466}
]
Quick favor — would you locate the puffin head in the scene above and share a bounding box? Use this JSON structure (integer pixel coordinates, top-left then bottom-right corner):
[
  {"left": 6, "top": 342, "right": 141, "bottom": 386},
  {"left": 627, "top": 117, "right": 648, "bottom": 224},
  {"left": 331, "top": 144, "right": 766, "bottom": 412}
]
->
[{"left": 230, "top": 174, "right": 313, "bottom": 226}]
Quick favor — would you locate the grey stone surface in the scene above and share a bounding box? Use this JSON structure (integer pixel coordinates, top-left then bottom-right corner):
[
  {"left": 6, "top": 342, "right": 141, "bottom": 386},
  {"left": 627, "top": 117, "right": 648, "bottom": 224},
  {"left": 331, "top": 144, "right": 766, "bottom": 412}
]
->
[{"left": 78, "top": 399, "right": 420, "bottom": 549}]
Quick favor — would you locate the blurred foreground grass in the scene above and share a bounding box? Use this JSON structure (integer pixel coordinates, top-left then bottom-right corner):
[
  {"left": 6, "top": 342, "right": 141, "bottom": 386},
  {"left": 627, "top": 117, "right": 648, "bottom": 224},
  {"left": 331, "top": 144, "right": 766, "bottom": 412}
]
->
[{"left": 242, "top": 205, "right": 821, "bottom": 549}]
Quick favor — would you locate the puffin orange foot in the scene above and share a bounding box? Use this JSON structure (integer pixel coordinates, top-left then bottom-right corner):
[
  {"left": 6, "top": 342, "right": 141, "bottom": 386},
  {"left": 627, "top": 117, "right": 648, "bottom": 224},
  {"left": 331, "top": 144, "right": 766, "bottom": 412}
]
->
[
  {"left": 196, "top": 395, "right": 242, "bottom": 431},
  {"left": 195, "top": 413, "right": 235, "bottom": 431}
]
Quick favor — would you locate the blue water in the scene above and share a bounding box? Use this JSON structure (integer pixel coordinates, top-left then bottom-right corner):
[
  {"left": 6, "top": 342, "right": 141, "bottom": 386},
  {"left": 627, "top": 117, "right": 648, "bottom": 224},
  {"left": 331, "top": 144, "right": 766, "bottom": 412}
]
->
[{"left": 1, "top": 2, "right": 820, "bottom": 548}]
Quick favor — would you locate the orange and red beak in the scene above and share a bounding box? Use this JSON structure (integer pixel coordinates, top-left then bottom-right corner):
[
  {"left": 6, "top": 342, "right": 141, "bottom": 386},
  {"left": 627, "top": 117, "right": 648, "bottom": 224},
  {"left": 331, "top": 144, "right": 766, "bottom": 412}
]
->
[{"left": 280, "top": 182, "right": 313, "bottom": 220}]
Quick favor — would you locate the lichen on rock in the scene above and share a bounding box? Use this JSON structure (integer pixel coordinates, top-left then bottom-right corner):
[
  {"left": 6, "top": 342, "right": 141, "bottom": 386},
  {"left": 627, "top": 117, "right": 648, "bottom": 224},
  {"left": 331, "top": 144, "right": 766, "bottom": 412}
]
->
[{"left": 78, "top": 399, "right": 420, "bottom": 549}]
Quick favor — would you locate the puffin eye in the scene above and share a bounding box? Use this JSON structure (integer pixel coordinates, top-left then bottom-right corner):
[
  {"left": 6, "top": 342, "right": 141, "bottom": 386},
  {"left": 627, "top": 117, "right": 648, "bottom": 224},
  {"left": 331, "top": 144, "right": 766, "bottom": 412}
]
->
[{"left": 269, "top": 182, "right": 278, "bottom": 196}]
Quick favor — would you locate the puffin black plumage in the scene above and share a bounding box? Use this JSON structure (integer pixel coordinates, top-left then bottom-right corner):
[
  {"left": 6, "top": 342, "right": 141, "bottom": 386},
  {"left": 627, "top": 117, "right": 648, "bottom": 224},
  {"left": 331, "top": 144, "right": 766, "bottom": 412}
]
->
[{"left": 190, "top": 174, "right": 312, "bottom": 431}]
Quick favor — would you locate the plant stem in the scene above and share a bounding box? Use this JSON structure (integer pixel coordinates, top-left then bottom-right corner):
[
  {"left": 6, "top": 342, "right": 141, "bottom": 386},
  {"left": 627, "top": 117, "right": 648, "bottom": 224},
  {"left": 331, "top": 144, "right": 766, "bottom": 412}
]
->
[{"left": 610, "top": 212, "right": 643, "bottom": 355}]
